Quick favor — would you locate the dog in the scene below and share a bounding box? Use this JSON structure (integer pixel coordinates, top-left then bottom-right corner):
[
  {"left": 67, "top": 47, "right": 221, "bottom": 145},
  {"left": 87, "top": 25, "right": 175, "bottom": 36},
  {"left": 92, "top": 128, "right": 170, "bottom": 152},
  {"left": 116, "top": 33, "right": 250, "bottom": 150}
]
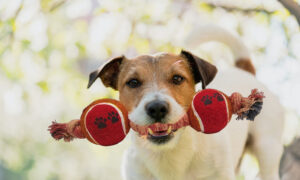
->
[{"left": 88, "top": 25, "right": 284, "bottom": 180}]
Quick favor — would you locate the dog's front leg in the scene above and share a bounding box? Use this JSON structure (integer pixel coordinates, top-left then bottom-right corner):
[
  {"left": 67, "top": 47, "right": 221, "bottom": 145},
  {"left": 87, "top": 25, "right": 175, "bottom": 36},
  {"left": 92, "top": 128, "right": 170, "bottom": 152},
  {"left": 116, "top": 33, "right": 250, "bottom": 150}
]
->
[
  {"left": 122, "top": 148, "right": 155, "bottom": 180},
  {"left": 213, "top": 151, "right": 236, "bottom": 180},
  {"left": 215, "top": 156, "right": 236, "bottom": 180},
  {"left": 217, "top": 171, "right": 236, "bottom": 180}
]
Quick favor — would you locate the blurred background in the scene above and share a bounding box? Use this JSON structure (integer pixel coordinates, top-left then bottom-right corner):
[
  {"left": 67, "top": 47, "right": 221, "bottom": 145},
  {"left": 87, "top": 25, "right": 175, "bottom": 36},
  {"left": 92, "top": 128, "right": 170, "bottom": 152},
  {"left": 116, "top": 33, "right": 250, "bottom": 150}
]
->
[{"left": 0, "top": 0, "right": 300, "bottom": 179}]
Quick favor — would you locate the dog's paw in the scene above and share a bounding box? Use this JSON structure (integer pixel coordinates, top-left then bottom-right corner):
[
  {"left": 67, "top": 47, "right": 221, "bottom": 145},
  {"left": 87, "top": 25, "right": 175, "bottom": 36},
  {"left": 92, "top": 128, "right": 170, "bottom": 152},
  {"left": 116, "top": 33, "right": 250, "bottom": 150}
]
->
[
  {"left": 94, "top": 117, "right": 107, "bottom": 129},
  {"left": 201, "top": 95, "right": 213, "bottom": 105},
  {"left": 107, "top": 111, "right": 119, "bottom": 123}
]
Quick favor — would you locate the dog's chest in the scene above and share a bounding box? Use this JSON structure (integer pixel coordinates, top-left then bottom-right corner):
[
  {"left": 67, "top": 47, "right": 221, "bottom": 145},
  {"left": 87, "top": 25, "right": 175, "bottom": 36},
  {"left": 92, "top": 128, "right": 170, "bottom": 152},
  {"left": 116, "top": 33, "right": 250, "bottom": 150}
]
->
[
  {"left": 138, "top": 136, "right": 213, "bottom": 179},
  {"left": 142, "top": 149, "right": 194, "bottom": 180},
  {"left": 139, "top": 148, "right": 217, "bottom": 180}
]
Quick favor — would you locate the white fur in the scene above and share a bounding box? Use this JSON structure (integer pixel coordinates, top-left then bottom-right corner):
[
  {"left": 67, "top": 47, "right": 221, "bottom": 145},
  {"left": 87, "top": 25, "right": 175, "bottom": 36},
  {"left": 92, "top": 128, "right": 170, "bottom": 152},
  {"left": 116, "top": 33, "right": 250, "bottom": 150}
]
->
[{"left": 122, "top": 25, "right": 284, "bottom": 180}]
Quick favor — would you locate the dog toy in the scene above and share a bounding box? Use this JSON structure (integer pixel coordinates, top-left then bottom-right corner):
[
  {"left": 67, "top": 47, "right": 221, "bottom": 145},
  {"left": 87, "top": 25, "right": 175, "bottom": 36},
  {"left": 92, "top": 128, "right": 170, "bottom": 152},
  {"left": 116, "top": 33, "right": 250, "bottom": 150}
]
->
[{"left": 48, "top": 89, "right": 264, "bottom": 146}]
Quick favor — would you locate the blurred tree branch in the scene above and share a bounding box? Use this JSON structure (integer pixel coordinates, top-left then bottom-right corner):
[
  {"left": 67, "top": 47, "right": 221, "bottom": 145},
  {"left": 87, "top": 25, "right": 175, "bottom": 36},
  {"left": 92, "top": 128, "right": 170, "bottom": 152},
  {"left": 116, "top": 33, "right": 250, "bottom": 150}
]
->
[
  {"left": 205, "top": 0, "right": 300, "bottom": 25},
  {"left": 49, "top": 0, "right": 67, "bottom": 12},
  {"left": 278, "top": 0, "right": 300, "bottom": 25},
  {"left": 204, "top": 2, "right": 275, "bottom": 14}
]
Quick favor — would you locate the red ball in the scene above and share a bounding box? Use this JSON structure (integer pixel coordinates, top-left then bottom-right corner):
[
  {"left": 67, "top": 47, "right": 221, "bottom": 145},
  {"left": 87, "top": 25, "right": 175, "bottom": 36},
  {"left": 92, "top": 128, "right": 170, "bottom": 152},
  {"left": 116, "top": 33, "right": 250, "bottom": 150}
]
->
[
  {"left": 80, "top": 99, "right": 130, "bottom": 146},
  {"left": 188, "top": 89, "right": 233, "bottom": 134}
]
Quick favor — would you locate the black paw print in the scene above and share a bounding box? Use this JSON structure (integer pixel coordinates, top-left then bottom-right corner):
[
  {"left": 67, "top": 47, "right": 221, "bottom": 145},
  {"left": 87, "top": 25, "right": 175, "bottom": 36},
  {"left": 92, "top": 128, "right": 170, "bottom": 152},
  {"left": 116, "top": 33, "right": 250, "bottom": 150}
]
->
[
  {"left": 201, "top": 95, "right": 212, "bottom": 105},
  {"left": 94, "top": 117, "right": 107, "bottom": 129},
  {"left": 213, "top": 93, "right": 224, "bottom": 102},
  {"left": 107, "top": 111, "right": 119, "bottom": 123}
]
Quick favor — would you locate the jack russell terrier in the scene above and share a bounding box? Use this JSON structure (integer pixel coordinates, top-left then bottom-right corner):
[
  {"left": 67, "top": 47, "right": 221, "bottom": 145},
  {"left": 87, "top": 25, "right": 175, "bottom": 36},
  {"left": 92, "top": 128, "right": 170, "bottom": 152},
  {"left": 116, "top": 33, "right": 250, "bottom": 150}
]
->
[{"left": 88, "top": 25, "right": 284, "bottom": 180}]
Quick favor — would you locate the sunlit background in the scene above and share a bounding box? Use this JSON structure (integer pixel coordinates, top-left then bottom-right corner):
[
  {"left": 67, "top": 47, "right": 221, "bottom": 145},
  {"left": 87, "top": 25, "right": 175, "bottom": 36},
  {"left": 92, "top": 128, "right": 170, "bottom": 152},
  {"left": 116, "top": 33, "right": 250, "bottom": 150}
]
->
[{"left": 0, "top": 0, "right": 300, "bottom": 179}]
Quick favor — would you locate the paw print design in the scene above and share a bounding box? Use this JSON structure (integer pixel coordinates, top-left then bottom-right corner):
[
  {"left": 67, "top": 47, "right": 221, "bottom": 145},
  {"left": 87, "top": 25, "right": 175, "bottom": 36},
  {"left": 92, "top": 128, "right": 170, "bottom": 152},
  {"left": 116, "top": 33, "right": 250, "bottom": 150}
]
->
[
  {"left": 201, "top": 95, "right": 213, "bottom": 105},
  {"left": 213, "top": 93, "right": 224, "bottom": 102},
  {"left": 107, "top": 111, "right": 119, "bottom": 123},
  {"left": 94, "top": 117, "right": 107, "bottom": 129}
]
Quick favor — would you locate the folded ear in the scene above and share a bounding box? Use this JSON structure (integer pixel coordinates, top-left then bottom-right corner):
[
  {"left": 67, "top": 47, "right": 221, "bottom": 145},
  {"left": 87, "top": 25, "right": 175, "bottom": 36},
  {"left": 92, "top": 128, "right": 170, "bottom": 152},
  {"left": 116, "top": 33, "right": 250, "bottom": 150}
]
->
[
  {"left": 87, "top": 56, "right": 125, "bottom": 90},
  {"left": 181, "top": 50, "right": 217, "bottom": 89}
]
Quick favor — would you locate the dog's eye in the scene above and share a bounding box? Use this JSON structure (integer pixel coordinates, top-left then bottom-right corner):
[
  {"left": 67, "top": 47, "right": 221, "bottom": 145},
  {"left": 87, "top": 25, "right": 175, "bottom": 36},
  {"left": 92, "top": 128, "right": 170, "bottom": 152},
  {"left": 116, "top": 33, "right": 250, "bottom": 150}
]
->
[
  {"left": 172, "top": 75, "right": 185, "bottom": 85},
  {"left": 126, "top": 79, "right": 141, "bottom": 88}
]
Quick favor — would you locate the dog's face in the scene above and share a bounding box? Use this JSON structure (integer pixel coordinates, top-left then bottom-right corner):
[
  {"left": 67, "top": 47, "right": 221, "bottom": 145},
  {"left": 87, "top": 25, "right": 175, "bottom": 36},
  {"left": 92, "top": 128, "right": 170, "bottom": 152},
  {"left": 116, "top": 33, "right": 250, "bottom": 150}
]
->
[{"left": 88, "top": 50, "right": 217, "bottom": 149}]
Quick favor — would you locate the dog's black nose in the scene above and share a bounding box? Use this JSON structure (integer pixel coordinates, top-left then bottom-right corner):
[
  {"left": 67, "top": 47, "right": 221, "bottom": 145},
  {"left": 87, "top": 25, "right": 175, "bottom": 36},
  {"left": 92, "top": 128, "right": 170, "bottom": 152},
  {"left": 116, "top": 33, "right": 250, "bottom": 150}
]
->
[{"left": 145, "top": 100, "right": 169, "bottom": 122}]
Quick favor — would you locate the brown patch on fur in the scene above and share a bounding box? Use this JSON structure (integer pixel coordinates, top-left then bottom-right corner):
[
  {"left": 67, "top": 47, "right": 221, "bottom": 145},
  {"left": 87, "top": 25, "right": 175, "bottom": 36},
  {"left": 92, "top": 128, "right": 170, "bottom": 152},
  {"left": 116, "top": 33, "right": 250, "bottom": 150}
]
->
[
  {"left": 181, "top": 50, "right": 218, "bottom": 89},
  {"left": 89, "top": 51, "right": 217, "bottom": 114},
  {"left": 117, "top": 53, "right": 196, "bottom": 113},
  {"left": 88, "top": 56, "right": 124, "bottom": 89},
  {"left": 235, "top": 58, "right": 256, "bottom": 75}
]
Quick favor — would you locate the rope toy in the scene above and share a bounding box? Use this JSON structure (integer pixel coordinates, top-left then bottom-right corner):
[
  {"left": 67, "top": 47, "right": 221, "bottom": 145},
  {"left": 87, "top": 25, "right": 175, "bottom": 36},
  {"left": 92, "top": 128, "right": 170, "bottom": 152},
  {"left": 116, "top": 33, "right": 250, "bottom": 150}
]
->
[{"left": 48, "top": 89, "right": 264, "bottom": 146}]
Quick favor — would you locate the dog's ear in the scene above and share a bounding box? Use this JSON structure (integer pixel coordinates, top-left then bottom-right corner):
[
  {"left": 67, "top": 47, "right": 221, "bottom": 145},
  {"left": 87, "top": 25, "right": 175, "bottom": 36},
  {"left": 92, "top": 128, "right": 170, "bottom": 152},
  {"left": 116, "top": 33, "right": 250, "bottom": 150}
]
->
[
  {"left": 181, "top": 50, "right": 217, "bottom": 89},
  {"left": 87, "top": 56, "right": 125, "bottom": 90}
]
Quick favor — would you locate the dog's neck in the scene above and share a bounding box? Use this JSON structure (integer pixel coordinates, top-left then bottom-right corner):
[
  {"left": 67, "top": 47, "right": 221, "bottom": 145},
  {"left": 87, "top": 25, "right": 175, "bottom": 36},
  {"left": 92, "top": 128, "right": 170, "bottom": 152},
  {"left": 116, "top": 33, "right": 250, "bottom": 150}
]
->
[{"left": 130, "top": 127, "right": 203, "bottom": 179}]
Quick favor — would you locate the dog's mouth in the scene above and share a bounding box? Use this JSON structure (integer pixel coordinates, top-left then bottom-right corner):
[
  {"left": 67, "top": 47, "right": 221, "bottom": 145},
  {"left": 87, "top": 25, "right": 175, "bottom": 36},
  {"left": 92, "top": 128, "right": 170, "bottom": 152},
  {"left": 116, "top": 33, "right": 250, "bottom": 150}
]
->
[
  {"left": 130, "top": 114, "right": 189, "bottom": 144},
  {"left": 147, "top": 126, "right": 175, "bottom": 144}
]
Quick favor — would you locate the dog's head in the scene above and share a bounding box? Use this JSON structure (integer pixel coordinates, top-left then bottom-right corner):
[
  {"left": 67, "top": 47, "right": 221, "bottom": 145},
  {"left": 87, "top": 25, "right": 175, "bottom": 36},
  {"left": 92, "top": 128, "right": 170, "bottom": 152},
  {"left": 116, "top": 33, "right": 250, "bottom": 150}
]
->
[{"left": 88, "top": 50, "right": 217, "bottom": 149}]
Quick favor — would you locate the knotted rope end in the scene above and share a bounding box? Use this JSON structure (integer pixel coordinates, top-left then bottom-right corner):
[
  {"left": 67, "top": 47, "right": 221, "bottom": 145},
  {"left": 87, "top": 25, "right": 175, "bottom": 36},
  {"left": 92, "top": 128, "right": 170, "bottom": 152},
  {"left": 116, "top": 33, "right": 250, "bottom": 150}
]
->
[
  {"left": 48, "top": 120, "right": 85, "bottom": 142},
  {"left": 230, "top": 89, "right": 265, "bottom": 121}
]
